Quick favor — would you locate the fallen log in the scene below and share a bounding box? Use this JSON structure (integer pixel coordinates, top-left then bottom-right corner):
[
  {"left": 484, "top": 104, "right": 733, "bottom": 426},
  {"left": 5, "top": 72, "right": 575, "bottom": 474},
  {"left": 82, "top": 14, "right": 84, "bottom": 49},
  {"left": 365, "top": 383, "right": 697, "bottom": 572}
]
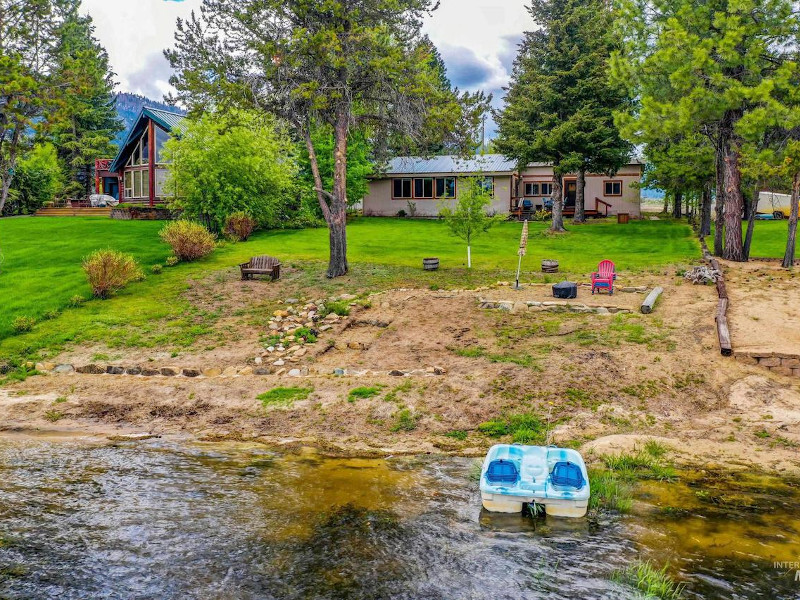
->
[
  {"left": 640, "top": 287, "right": 663, "bottom": 314},
  {"left": 716, "top": 298, "right": 732, "bottom": 356}
]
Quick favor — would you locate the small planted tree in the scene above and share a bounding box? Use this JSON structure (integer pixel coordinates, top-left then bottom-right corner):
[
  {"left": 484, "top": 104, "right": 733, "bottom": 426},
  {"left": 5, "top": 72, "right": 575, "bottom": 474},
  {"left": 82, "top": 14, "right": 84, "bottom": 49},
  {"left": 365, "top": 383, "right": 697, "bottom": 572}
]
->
[{"left": 439, "top": 178, "right": 503, "bottom": 268}]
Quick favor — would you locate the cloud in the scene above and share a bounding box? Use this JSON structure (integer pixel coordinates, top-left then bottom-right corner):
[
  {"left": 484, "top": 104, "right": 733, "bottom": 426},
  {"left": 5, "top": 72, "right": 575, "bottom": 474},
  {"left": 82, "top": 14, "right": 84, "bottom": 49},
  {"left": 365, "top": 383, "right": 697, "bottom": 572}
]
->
[
  {"left": 497, "top": 33, "right": 524, "bottom": 76},
  {"left": 439, "top": 45, "right": 495, "bottom": 89},
  {"left": 126, "top": 52, "right": 174, "bottom": 100}
]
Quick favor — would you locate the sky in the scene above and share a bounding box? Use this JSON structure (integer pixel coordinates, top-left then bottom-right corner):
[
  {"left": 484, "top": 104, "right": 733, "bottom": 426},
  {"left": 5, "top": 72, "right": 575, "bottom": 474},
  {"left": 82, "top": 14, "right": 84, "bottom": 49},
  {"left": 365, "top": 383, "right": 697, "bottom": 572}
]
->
[{"left": 79, "top": 0, "right": 532, "bottom": 135}]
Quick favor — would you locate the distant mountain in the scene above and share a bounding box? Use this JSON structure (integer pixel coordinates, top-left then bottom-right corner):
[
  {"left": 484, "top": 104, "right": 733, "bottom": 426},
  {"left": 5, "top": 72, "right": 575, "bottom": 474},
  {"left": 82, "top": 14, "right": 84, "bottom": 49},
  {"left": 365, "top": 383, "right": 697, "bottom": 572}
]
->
[{"left": 113, "top": 92, "right": 186, "bottom": 146}]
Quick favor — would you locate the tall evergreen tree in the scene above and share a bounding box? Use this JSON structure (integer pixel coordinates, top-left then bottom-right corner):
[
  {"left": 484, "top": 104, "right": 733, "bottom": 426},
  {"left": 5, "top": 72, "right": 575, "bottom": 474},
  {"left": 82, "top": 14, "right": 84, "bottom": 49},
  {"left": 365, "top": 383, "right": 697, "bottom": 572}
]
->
[
  {"left": 0, "top": 0, "right": 67, "bottom": 214},
  {"left": 495, "top": 0, "right": 632, "bottom": 232},
  {"left": 613, "top": 0, "right": 799, "bottom": 261},
  {"left": 47, "top": 3, "right": 122, "bottom": 197}
]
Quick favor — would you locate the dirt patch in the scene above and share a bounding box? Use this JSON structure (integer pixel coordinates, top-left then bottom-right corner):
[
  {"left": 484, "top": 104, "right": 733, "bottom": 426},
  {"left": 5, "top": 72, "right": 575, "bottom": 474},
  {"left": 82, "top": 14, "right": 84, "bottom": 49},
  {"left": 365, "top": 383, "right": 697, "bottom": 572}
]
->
[
  {"left": 725, "top": 260, "right": 800, "bottom": 355},
  {"left": 3, "top": 267, "right": 800, "bottom": 474}
]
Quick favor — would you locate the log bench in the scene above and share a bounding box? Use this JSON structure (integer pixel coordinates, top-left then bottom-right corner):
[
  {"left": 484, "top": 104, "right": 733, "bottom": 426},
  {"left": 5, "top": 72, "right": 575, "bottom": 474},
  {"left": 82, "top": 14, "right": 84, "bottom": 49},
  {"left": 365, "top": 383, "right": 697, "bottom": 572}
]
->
[{"left": 240, "top": 255, "right": 281, "bottom": 281}]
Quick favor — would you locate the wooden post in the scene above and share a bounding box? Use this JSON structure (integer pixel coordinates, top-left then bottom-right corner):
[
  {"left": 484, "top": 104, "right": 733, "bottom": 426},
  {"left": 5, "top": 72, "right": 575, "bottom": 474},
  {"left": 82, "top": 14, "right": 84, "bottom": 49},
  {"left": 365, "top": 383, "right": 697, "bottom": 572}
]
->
[
  {"left": 716, "top": 298, "right": 733, "bottom": 356},
  {"left": 640, "top": 287, "right": 663, "bottom": 314},
  {"left": 148, "top": 119, "right": 156, "bottom": 207}
]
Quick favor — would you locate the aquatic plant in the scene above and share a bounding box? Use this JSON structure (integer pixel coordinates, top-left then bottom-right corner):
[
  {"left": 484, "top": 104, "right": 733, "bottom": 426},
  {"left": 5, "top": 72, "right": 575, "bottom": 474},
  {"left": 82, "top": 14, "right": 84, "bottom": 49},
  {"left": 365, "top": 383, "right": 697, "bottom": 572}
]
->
[
  {"left": 258, "top": 387, "right": 313, "bottom": 408},
  {"left": 612, "top": 560, "right": 685, "bottom": 599},
  {"left": 601, "top": 442, "right": 677, "bottom": 482},
  {"left": 588, "top": 470, "right": 633, "bottom": 514}
]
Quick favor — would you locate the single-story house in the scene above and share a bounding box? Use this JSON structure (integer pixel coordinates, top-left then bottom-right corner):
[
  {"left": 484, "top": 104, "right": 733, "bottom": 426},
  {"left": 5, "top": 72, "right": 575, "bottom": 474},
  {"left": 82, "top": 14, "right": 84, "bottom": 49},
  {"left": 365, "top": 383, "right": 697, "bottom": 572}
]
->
[
  {"left": 96, "top": 107, "right": 186, "bottom": 206},
  {"left": 363, "top": 154, "right": 644, "bottom": 218}
]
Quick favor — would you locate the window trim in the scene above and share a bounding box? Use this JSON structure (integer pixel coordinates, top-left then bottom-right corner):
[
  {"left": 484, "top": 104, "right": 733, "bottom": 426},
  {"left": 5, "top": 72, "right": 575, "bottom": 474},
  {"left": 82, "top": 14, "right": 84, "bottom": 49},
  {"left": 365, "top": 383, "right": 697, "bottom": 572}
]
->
[
  {"left": 524, "top": 182, "right": 540, "bottom": 196},
  {"left": 436, "top": 176, "right": 457, "bottom": 199},
  {"left": 604, "top": 180, "right": 623, "bottom": 196},
  {"left": 414, "top": 177, "right": 434, "bottom": 199},
  {"left": 540, "top": 182, "right": 553, "bottom": 196}
]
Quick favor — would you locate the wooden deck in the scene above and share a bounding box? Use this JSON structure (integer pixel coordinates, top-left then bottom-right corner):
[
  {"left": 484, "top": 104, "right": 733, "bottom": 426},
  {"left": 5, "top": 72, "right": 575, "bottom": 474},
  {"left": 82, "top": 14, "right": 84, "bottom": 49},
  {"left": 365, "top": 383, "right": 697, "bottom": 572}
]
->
[{"left": 35, "top": 207, "right": 112, "bottom": 217}]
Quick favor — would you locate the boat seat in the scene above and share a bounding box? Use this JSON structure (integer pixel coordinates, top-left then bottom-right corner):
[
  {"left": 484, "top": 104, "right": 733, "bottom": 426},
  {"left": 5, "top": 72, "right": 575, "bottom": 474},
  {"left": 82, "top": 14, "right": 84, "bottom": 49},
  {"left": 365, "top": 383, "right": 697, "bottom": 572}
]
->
[
  {"left": 485, "top": 459, "right": 519, "bottom": 485},
  {"left": 550, "top": 461, "right": 586, "bottom": 490}
]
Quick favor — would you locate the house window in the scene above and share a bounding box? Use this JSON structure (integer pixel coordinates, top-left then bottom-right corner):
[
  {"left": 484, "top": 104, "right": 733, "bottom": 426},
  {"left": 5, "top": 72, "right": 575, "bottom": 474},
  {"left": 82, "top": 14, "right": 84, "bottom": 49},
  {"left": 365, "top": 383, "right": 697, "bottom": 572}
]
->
[
  {"left": 435, "top": 177, "right": 456, "bottom": 198},
  {"left": 133, "top": 171, "right": 142, "bottom": 197},
  {"left": 524, "top": 182, "right": 540, "bottom": 196},
  {"left": 155, "top": 168, "right": 169, "bottom": 197},
  {"left": 124, "top": 171, "right": 132, "bottom": 198},
  {"left": 155, "top": 126, "right": 170, "bottom": 163},
  {"left": 414, "top": 177, "right": 434, "bottom": 199},
  {"left": 540, "top": 182, "right": 553, "bottom": 196},
  {"left": 479, "top": 177, "right": 495, "bottom": 197},
  {"left": 393, "top": 178, "right": 412, "bottom": 199},
  {"left": 604, "top": 180, "right": 622, "bottom": 196}
]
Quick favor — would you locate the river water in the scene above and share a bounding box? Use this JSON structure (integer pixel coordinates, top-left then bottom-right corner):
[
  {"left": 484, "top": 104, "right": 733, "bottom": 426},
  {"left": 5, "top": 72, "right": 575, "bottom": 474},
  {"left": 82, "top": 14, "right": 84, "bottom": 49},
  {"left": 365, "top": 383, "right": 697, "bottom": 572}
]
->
[{"left": 0, "top": 437, "right": 797, "bottom": 599}]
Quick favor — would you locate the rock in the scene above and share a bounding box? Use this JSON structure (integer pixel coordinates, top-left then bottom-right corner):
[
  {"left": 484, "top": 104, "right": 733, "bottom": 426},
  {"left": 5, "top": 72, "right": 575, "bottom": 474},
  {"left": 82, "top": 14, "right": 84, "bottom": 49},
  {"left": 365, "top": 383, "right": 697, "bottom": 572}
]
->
[
  {"left": 141, "top": 368, "right": 160, "bottom": 376},
  {"left": 268, "top": 323, "right": 280, "bottom": 331},
  {"left": 285, "top": 298, "right": 299, "bottom": 304},
  {"left": 160, "top": 367, "right": 179, "bottom": 377},
  {"left": 288, "top": 368, "right": 302, "bottom": 377},
  {"left": 347, "top": 342, "right": 364, "bottom": 350},
  {"left": 340, "top": 293, "right": 357, "bottom": 301},
  {"left": 254, "top": 357, "right": 263, "bottom": 365},
  {"left": 287, "top": 344, "right": 301, "bottom": 352},
  {"left": 125, "top": 366, "right": 142, "bottom": 376},
  {"left": 526, "top": 301, "right": 542, "bottom": 307},
  {"left": 267, "top": 347, "right": 275, "bottom": 353},
  {"left": 182, "top": 368, "right": 202, "bottom": 378},
  {"left": 498, "top": 301, "right": 514, "bottom": 311},
  {"left": 76, "top": 364, "right": 106, "bottom": 375},
  {"left": 333, "top": 368, "right": 345, "bottom": 376},
  {"left": 319, "top": 325, "right": 333, "bottom": 332},
  {"left": 759, "top": 357, "right": 781, "bottom": 368},
  {"left": 273, "top": 310, "right": 289, "bottom": 318},
  {"left": 433, "top": 366, "right": 447, "bottom": 375},
  {"left": 238, "top": 366, "right": 253, "bottom": 376},
  {"left": 106, "top": 366, "right": 126, "bottom": 375},
  {"left": 53, "top": 364, "right": 75, "bottom": 374},
  {"left": 273, "top": 359, "right": 285, "bottom": 367},
  {"left": 512, "top": 302, "right": 527, "bottom": 314},
  {"left": 595, "top": 307, "right": 610, "bottom": 315},
  {"left": 221, "top": 366, "right": 239, "bottom": 377},
  {"left": 294, "top": 348, "right": 308, "bottom": 357},
  {"left": 479, "top": 301, "right": 499, "bottom": 310},
  {"left": 203, "top": 367, "right": 222, "bottom": 377},
  {"left": 389, "top": 369, "right": 406, "bottom": 376},
  {"left": 25, "top": 361, "right": 35, "bottom": 370},
  {"left": 254, "top": 368, "right": 272, "bottom": 376},
  {"left": 275, "top": 368, "right": 287, "bottom": 377}
]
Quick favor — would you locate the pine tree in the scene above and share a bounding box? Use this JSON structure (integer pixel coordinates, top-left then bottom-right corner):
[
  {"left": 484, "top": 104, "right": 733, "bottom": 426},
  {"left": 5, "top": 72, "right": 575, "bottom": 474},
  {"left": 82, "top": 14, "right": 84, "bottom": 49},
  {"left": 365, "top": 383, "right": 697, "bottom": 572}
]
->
[
  {"left": 47, "top": 2, "right": 122, "bottom": 198},
  {"left": 613, "top": 0, "right": 799, "bottom": 261},
  {"left": 495, "top": 0, "right": 631, "bottom": 231}
]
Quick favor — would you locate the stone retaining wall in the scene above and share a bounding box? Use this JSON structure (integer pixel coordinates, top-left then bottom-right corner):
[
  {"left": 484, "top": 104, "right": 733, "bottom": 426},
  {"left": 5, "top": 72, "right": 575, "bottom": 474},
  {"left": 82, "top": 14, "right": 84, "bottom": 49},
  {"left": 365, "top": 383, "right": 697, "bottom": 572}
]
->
[
  {"left": 734, "top": 352, "right": 800, "bottom": 378},
  {"left": 479, "top": 299, "right": 632, "bottom": 315}
]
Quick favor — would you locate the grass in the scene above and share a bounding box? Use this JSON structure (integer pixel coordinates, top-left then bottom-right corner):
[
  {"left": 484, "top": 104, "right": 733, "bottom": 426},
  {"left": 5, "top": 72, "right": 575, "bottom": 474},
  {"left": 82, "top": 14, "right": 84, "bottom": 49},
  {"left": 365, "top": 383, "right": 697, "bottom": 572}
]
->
[
  {"left": 0, "top": 216, "right": 702, "bottom": 361},
  {"left": 390, "top": 408, "right": 419, "bottom": 432},
  {"left": 477, "top": 412, "right": 548, "bottom": 444},
  {"left": 588, "top": 469, "right": 634, "bottom": 513},
  {"left": 257, "top": 386, "right": 313, "bottom": 408},
  {"left": 612, "top": 561, "right": 685, "bottom": 599},
  {"left": 601, "top": 441, "right": 677, "bottom": 482},
  {"left": 348, "top": 386, "right": 383, "bottom": 402}
]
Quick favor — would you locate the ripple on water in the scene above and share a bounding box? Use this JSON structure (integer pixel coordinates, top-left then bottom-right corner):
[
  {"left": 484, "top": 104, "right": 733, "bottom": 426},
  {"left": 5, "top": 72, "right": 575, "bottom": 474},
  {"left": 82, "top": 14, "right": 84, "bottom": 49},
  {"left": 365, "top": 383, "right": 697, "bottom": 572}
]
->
[{"left": 0, "top": 439, "right": 798, "bottom": 599}]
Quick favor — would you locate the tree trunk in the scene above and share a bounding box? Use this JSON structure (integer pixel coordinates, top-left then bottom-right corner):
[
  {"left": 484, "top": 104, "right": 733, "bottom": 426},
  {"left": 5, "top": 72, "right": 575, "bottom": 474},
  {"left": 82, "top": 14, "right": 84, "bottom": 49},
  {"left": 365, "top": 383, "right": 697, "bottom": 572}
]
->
[
  {"left": 783, "top": 171, "right": 799, "bottom": 268},
  {"left": 550, "top": 173, "right": 566, "bottom": 232},
  {"left": 700, "top": 183, "right": 712, "bottom": 237},
  {"left": 673, "top": 191, "right": 682, "bottom": 219},
  {"left": 662, "top": 192, "right": 669, "bottom": 215},
  {"left": 573, "top": 168, "right": 586, "bottom": 224},
  {"left": 327, "top": 112, "right": 350, "bottom": 278},
  {"left": 743, "top": 189, "right": 757, "bottom": 260},
  {"left": 714, "top": 151, "right": 724, "bottom": 256},
  {"left": 467, "top": 244, "right": 472, "bottom": 268},
  {"left": 0, "top": 176, "right": 12, "bottom": 216},
  {"left": 722, "top": 140, "right": 745, "bottom": 261}
]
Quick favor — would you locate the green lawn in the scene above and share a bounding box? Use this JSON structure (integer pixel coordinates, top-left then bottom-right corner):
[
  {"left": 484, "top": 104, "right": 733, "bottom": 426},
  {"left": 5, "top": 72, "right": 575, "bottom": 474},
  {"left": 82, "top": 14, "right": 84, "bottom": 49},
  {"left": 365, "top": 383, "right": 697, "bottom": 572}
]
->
[{"left": 0, "top": 216, "right": 706, "bottom": 361}]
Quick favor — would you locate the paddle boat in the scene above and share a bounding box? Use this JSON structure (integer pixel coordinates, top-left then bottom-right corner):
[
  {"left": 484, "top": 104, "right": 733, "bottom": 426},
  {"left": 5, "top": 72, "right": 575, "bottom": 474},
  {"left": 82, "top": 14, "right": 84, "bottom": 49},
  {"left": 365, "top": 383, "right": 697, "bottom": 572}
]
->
[{"left": 479, "top": 444, "right": 590, "bottom": 517}]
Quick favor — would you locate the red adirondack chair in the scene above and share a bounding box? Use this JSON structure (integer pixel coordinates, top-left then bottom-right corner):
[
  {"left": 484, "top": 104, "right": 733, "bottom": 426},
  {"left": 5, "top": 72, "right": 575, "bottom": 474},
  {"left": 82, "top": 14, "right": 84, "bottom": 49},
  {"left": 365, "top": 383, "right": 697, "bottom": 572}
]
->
[{"left": 591, "top": 260, "right": 616, "bottom": 295}]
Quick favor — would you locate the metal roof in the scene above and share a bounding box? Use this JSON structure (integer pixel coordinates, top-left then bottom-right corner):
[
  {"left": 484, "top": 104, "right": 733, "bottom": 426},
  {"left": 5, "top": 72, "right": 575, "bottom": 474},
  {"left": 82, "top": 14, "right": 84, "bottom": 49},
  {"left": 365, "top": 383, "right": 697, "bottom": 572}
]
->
[
  {"left": 109, "top": 107, "right": 187, "bottom": 172},
  {"left": 383, "top": 154, "right": 518, "bottom": 175}
]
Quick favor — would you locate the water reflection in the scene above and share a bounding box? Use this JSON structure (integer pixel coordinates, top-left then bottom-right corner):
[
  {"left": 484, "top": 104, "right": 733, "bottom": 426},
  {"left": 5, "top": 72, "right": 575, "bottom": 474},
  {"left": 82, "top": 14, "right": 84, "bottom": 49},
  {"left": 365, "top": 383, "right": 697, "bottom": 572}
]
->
[{"left": 0, "top": 437, "right": 797, "bottom": 599}]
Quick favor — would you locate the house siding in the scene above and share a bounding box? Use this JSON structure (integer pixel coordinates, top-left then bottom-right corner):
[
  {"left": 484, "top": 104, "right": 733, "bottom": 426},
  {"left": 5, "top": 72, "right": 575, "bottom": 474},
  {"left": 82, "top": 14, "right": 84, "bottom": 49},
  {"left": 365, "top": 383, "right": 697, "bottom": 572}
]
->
[{"left": 363, "top": 174, "right": 513, "bottom": 217}]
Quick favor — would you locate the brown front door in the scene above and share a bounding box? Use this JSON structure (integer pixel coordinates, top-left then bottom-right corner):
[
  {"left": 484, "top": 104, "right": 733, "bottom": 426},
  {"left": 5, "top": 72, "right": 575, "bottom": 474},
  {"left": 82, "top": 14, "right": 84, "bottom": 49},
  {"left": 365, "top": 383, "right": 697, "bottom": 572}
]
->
[{"left": 564, "top": 180, "right": 577, "bottom": 208}]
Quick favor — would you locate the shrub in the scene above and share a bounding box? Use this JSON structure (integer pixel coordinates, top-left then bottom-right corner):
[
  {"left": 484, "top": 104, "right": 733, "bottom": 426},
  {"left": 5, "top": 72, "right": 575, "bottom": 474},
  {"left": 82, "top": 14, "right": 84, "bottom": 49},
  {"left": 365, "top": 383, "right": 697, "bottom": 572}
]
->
[
  {"left": 12, "top": 316, "right": 35, "bottom": 333},
  {"left": 391, "top": 408, "right": 419, "bottom": 432},
  {"left": 225, "top": 211, "right": 257, "bottom": 241},
  {"left": 151, "top": 264, "right": 163, "bottom": 275},
  {"left": 82, "top": 249, "right": 144, "bottom": 299},
  {"left": 68, "top": 295, "right": 86, "bottom": 307},
  {"left": 159, "top": 220, "right": 216, "bottom": 261},
  {"left": 165, "top": 256, "right": 180, "bottom": 267}
]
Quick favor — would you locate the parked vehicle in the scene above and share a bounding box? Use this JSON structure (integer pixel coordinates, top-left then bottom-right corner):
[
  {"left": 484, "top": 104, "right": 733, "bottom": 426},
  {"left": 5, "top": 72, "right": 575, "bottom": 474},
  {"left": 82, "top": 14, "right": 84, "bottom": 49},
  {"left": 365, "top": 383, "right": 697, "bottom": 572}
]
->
[{"left": 757, "top": 191, "right": 793, "bottom": 219}]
